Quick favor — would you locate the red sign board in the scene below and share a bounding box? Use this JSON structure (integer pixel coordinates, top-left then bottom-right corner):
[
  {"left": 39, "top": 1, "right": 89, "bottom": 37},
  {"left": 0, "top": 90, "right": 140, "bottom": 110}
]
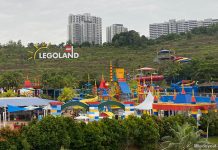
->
[{"left": 64, "top": 45, "right": 73, "bottom": 53}]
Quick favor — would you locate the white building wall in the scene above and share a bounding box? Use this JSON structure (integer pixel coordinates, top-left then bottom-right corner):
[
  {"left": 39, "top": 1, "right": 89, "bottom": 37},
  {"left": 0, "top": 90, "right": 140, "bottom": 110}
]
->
[
  {"left": 149, "top": 18, "right": 218, "bottom": 39},
  {"left": 169, "top": 19, "right": 177, "bottom": 34},
  {"left": 68, "top": 13, "right": 102, "bottom": 45}
]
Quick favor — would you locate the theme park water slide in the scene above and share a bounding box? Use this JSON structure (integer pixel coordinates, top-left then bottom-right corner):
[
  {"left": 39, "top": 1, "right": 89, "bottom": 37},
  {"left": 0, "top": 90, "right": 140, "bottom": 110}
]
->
[
  {"left": 70, "top": 96, "right": 98, "bottom": 109},
  {"left": 118, "top": 81, "right": 131, "bottom": 94},
  {"left": 80, "top": 96, "right": 98, "bottom": 103},
  {"left": 80, "top": 96, "right": 115, "bottom": 117},
  {"left": 135, "top": 75, "right": 164, "bottom": 81},
  {"left": 101, "top": 112, "right": 114, "bottom": 117}
]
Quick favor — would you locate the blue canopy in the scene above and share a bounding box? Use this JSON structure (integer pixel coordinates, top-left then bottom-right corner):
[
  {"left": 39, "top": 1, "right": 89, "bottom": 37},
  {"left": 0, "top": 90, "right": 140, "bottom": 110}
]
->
[
  {"left": 8, "top": 105, "right": 27, "bottom": 113},
  {"left": 196, "top": 96, "right": 210, "bottom": 103},
  {"left": 118, "top": 82, "right": 131, "bottom": 94},
  {"left": 174, "top": 94, "right": 192, "bottom": 103},
  {"left": 160, "top": 94, "right": 213, "bottom": 104},
  {"left": 160, "top": 95, "right": 174, "bottom": 102}
]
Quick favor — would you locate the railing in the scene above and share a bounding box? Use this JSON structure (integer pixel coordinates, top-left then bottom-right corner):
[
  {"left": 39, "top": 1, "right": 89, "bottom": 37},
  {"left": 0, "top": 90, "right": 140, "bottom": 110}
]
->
[{"left": 158, "top": 92, "right": 218, "bottom": 97}]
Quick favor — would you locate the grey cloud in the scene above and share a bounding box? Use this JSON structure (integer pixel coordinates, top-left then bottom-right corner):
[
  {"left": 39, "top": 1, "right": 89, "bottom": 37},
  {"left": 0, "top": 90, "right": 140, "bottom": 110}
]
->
[{"left": 0, "top": 0, "right": 218, "bottom": 45}]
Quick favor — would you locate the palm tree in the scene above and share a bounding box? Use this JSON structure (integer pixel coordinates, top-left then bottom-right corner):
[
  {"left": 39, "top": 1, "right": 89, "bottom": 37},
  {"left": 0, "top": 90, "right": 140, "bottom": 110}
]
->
[{"left": 161, "top": 123, "right": 208, "bottom": 150}]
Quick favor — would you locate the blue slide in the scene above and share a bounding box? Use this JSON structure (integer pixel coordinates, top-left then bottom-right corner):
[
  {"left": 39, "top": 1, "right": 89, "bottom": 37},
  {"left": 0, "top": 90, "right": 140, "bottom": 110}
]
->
[{"left": 118, "top": 81, "right": 131, "bottom": 94}]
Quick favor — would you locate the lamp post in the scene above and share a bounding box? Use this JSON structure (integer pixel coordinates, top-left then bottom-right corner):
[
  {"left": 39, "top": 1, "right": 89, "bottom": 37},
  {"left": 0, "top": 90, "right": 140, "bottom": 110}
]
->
[{"left": 211, "top": 81, "right": 214, "bottom": 97}]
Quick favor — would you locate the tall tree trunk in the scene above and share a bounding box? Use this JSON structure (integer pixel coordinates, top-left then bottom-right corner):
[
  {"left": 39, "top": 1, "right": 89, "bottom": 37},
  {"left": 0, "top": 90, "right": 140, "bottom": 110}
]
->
[{"left": 206, "top": 123, "right": 209, "bottom": 140}]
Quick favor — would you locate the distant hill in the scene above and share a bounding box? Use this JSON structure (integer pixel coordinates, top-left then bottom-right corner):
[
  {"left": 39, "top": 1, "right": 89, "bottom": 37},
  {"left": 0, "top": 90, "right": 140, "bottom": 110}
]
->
[{"left": 0, "top": 34, "right": 218, "bottom": 80}]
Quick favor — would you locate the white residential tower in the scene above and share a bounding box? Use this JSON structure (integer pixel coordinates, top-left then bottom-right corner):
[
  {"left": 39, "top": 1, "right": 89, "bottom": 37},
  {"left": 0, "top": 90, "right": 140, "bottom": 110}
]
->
[
  {"left": 68, "top": 13, "right": 102, "bottom": 45},
  {"left": 149, "top": 18, "right": 218, "bottom": 39},
  {"left": 106, "top": 24, "right": 128, "bottom": 43}
]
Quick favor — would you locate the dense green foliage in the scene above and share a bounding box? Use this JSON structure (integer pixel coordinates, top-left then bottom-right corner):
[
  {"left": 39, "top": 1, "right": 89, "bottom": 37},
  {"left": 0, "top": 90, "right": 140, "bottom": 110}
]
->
[
  {"left": 41, "top": 72, "right": 78, "bottom": 89},
  {"left": 0, "top": 126, "right": 30, "bottom": 149},
  {"left": 124, "top": 115, "right": 160, "bottom": 149},
  {"left": 160, "top": 59, "right": 218, "bottom": 82},
  {"left": 149, "top": 114, "right": 196, "bottom": 139},
  {"left": 0, "top": 114, "right": 209, "bottom": 150},
  {"left": 0, "top": 89, "right": 17, "bottom": 97},
  {"left": 200, "top": 111, "right": 218, "bottom": 137},
  {"left": 161, "top": 123, "right": 207, "bottom": 150},
  {"left": 98, "top": 118, "right": 127, "bottom": 149},
  {"left": 57, "top": 87, "right": 76, "bottom": 102},
  {"left": 112, "top": 30, "right": 143, "bottom": 47},
  {"left": 0, "top": 72, "right": 23, "bottom": 89}
]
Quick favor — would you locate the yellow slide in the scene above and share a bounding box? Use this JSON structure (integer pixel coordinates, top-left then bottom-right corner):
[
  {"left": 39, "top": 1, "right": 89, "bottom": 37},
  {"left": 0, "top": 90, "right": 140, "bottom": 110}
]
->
[
  {"left": 72, "top": 96, "right": 98, "bottom": 109},
  {"left": 103, "top": 112, "right": 114, "bottom": 117},
  {"left": 80, "top": 96, "right": 98, "bottom": 103}
]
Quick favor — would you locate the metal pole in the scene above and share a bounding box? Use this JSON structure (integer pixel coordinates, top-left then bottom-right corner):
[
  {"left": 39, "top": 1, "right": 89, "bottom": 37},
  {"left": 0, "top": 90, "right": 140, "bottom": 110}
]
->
[
  {"left": 0, "top": 114, "right": 1, "bottom": 128},
  {"left": 2, "top": 112, "right": 4, "bottom": 127},
  {"left": 4, "top": 107, "right": 6, "bottom": 127},
  {"left": 8, "top": 112, "right": 10, "bottom": 121},
  {"left": 3, "top": 107, "right": 7, "bottom": 127}
]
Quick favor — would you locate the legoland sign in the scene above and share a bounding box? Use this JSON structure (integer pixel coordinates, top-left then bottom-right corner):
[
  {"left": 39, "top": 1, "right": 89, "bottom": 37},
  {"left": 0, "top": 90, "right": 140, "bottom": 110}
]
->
[{"left": 28, "top": 44, "right": 79, "bottom": 60}]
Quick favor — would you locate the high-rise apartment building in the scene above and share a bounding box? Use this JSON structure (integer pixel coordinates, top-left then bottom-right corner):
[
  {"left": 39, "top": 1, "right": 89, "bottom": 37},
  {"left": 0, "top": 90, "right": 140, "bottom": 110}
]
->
[
  {"left": 149, "top": 23, "right": 169, "bottom": 39},
  {"left": 106, "top": 24, "right": 128, "bottom": 43},
  {"left": 68, "top": 13, "right": 102, "bottom": 45},
  {"left": 169, "top": 19, "right": 177, "bottom": 34},
  {"left": 149, "top": 18, "right": 218, "bottom": 39}
]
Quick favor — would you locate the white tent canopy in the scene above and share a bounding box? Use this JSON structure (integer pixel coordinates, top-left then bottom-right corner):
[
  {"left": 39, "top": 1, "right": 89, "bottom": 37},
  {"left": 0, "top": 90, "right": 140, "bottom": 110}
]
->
[
  {"left": 24, "top": 105, "right": 39, "bottom": 110},
  {"left": 75, "top": 115, "right": 89, "bottom": 120},
  {"left": 43, "top": 105, "right": 51, "bottom": 110},
  {"left": 135, "top": 91, "right": 154, "bottom": 110}
]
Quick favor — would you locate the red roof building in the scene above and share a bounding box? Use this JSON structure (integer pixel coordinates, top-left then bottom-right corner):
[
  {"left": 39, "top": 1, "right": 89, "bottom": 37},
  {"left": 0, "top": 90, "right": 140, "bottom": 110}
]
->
[{"left": 24, "top": 79, "right": 32, "bottom": 88}]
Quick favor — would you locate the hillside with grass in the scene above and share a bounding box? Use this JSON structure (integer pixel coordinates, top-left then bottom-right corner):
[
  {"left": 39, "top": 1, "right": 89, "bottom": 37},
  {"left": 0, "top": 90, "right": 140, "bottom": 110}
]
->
[{"left": 0, "top": 25, "right": 218, "bottom": 86}]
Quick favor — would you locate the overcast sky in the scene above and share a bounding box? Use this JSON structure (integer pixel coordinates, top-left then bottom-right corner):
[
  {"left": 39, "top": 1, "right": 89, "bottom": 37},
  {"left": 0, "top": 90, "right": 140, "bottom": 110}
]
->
[{"left": 0, "top": 0, "right": 218, "bottom": 45}]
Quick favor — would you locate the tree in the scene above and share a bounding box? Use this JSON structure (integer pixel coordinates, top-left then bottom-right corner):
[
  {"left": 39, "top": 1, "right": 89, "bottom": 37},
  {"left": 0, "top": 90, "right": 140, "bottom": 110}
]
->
[
  {"left": 99, "top": 118, "right": 128, "bottom": 149},
  {"left": 57, "top": 87, "right": 75, "bottom": 102},
  {"left": 81, "top": 42, "right": 91, "bottom": 47},
  {"left": 83, "top": 122, "right": 103, "bottom": 150},
  {"left": 27, "top": 43, "right": 34, "bottom": 48},
  {"left": 63, "top": 74, "right": 78, "bottom": 88},
  {"left": 17, "top": 40, "right": 23, "bottom": 48},
  {"left": 161, "top": 123, "right": 207, "bottom": 150},
  {"left": 62, "top": 117, "right": 85, "bottom": 149},
  {"left": 200, "top": 111, "right": 218, "bottom": 138},
  {"left": 161, "top": 61, "right": 182, "bottom": 82},
  {"left": 0, "top": 72, "right": 23, "bottom": 90},
  {"left": 112, "top": 30, "right": 141, "bottom": 47},
  {"left": 41, "top": 72, "right": 65, "bottom": 89},
  {"left": 186, "top": 32, "right": 192, "bottom": 40},
  {"left": 0, "top": 89, "right": 17, "bottom": 97},
  {"left": 140, "top": 35, "right": 148, "bottom": 47},
  {"left": 58, "top": 42, "right": 65, "bottom": 48},
  {"left": 124, "top": 116, "right": 160, "bottom": 149},
  {"left": 0, "top": 126, "right": 30, "bottom": 150},
  {"left": 66, "top": 40, "right": 72, "bottom": 45},
  {"left": 149, "top": 114, "right": 197, "bottom": 139},
  {"left": 22, "top": 116, "right": 71, "bottom": 150}
]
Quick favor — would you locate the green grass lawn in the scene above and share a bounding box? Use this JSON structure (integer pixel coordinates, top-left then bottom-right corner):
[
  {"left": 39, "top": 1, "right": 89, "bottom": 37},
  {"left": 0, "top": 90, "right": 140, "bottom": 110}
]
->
[{"left": 208, "top": 137, "right": 218, "bottom": 144}]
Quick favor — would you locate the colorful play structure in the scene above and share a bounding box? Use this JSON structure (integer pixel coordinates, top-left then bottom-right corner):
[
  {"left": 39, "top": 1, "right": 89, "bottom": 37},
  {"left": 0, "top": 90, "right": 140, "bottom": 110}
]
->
[
  {"left": 17, "top": 77, "right": 42, "bottom": 97},
  {"left": 1, "top": 61, "right": 217, "bottom": 124},
  {"left": 134, "top": 67, "right": 164, "bottom": 102},
  {"left": 169, "top": 80, "right": 198, "bottom": 95},
  {"left": 153, "top": 86, "right": 217, "bottom": 118},
  {"left": 156, "top": 49, "right": 191, "bottom": 63},
  {"left": 61, "top": 63, "right": 134, "bottom": 121},
  {"left": 59, "top": 63, "right": 217, "bottom": 122}
]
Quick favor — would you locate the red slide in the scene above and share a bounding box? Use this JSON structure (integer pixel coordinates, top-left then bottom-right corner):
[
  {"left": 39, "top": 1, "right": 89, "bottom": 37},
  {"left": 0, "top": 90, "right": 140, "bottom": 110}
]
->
[{"left": 135, "top": 75, "right": 164, "bottom": 81}]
